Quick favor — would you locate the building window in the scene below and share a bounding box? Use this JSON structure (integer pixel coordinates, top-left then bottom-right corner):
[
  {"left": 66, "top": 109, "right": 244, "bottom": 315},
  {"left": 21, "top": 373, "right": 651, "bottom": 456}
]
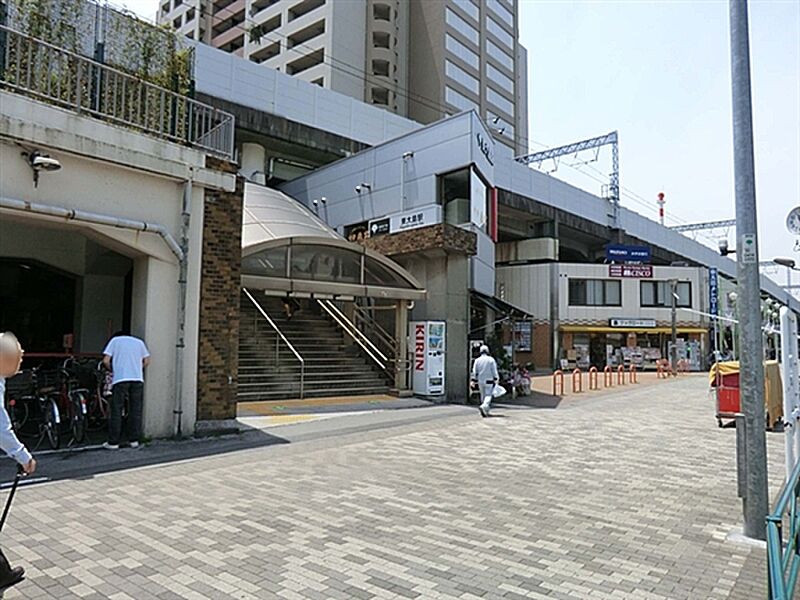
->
[
  {"left": 487, "top": 15, "right": 514, "bottom": 49},
  {"left": 252, "top": 0, "right": 281, "bottom": 15},
  {"left": 487, "top": 0, "right": 514, "bottom": 28},
  {"left": 452, "top": 0, "right": 479, "bottom": 22},
  {"left": 186, "top": 7, "right": 195, "bottom": 21},
  {"left": 641, "top": 281, "right": 692, "bottom": 308},
  {"left": 445, "top": 86, "right": 478, "bottom": 113},
  {"left": 487, "top": 39, "right": 514, "bottom": 71},
  {"left": 445, "top": 60, "right": 479, "bottom": 94},
  {"left": 373, "top": 3, "right": 391, "bottom": 22},
  {"left": 162, "top": 2, "right": 170, "bottom": 15},
  {"left": 250, "top": 41, "right": 281, "bottom": 63},
  {"left": 312, "top": 77, "right": 324, "bottom": 86},
  {"left": 372, "top": 87, "right": 390, "bottom": 105},
  {"left": 569, "top": 280, "right": 622, "bottom": 307},
  {"left": 439, "top": 167, "right": 488, "bottom": 231},
  {"left": 487, "top": 88, "right": 514, "bottom": 117},
  {"left": 287, "top": 19, "right": 325, "bottom": 48},
  {"left": 286, "top": 48, "right": 324, "bottom": 74},
  {"left": 445, "top": 34, "right": 479, "bottom": 69},
  {"left": 288, "top": 0, "right": 325, "bottom": 22},
  {"left": 173, "top": 16, "right": 182, "bottom": 28},
  {"left": 445, "top": 7, "right": 479, "bottom": 45},
  {"left": 372, "top": 59, "right": 390, "bottom": 77},
  {"left": 487, "top": 63, "right": 514, "bottom": 94},
  {"left": 373, "top": 31, "right": 391, "bottom": 49}
]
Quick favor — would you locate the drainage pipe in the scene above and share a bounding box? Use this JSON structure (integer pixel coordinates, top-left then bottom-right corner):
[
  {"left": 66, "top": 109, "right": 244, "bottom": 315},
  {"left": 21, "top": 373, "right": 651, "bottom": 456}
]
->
[
  {"left": 173, "top": 177, "right": 192, "bottom": 438},
  {"left": 0, "top": 195, "right": 184, "bottom": 260}
]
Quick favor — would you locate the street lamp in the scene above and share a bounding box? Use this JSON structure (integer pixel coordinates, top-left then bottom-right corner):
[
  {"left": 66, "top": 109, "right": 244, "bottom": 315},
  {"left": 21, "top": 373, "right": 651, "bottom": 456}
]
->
[{"left": 774, "top": 257, "right": 797, "bottom": 270}]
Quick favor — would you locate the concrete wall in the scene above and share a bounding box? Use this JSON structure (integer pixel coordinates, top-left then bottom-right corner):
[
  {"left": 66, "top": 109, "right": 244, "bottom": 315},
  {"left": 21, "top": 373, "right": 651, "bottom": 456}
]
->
[
  {"left": 397, "top": 252, "right": 470, "bottom": 403},
  {"left": 194, "top": 43, "right": 420, "bottom": 147},
  {"left": 330, "top": 0, "right": 367, "bottom": 100}
]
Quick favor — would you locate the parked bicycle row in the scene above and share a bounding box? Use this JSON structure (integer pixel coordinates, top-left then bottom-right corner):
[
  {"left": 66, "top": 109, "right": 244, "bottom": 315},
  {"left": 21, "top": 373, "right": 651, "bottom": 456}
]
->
[{"left": 2, "top": 356, "right": 117, "bottom": 450}]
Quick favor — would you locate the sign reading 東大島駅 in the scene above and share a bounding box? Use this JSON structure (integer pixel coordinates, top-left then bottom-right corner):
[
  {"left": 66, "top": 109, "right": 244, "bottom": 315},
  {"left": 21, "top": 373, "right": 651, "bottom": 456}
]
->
[
  {"left": 606, "top": 244, "right": 652, "bottom": 263},
  {"left": 609, "top": 318, "right": 657, "bottom": 329},
  {"left": 608, "top": 264, "right": 653, "bottom": 278},
  {"left": 368, "top": 206, "right": 440, "bottom": 237}
]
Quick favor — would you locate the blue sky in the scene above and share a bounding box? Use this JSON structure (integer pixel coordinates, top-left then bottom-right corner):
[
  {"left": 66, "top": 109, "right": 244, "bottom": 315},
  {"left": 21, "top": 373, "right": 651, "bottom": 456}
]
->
[
  {"left": 520, "top": 0, "right": 799, "bottom": 281},
  {"left": 123, "top": 0, "right": 799, "bottom": 278}
]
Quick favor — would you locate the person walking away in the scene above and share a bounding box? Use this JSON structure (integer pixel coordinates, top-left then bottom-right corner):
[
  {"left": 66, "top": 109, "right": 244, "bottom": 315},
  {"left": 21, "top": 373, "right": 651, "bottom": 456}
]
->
[
  {"left": 102, "top": 331, "right": 150, "bottom": 450},
  {"left": 0, "top": 332, "right": 37, "bottom": 594},
  {"left": 471, "top": 345, "right": 499, "bottom": 418}
]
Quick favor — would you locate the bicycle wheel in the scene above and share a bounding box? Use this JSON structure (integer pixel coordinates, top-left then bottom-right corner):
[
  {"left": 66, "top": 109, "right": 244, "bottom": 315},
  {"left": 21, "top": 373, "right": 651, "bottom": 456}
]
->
[
  {"left": 44, "top": 398, "right": 61, "bottom": 450},
  {"left": 8, "top": 399, "right": 29, "bottom": 432},
  {"left": 71, "top": 392, "right": 87, "bottom": 443}
]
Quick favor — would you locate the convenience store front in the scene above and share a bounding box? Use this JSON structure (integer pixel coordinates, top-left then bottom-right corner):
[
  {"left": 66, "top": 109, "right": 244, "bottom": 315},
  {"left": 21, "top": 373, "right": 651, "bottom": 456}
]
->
[{"left": 559, "top": 319, "right": 707, "bottom": 371}]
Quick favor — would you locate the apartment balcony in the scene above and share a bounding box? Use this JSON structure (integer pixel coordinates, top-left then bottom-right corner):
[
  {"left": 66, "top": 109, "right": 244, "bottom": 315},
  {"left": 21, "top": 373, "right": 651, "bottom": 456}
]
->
[{"left": 0, "top": 25, "right": 235, "bottom": 160}]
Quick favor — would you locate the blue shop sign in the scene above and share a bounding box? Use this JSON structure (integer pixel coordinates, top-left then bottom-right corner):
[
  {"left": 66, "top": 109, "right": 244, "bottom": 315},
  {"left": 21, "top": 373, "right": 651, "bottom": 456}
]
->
[
  {"left": 606, "top": 244, "right": 651, "bottom": 263},
  {"left": 709, "top": 267, "right": 719, "bottom": 316}
]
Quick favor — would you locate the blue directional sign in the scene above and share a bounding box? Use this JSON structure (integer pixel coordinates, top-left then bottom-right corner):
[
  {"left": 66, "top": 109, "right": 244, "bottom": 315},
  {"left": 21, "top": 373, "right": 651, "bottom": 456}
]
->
[
  {"left": 605, "top": 244, "right": 652, "bottom": 263},
  {"left": 709, "top": 267, "right": 719, "bottom": 316}
]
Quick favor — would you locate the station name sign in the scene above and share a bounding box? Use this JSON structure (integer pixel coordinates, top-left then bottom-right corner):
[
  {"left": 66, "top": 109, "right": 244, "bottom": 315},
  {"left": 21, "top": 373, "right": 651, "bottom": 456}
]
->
[
  {"left": 369, "top": 206, "right": 440, "bottom": 237},
  {"left": 608, "top": 264, "right": 653, "bottom": 278},
  {"left": 606, "top": 244, "right": 651, "bottom": 263},
  {"left": 609, "top": 318, "right": 657, "bottom": 329}
]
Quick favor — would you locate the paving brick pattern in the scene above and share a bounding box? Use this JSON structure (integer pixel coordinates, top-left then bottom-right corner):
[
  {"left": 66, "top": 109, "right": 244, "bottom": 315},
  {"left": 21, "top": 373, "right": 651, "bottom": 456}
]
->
[{"left": 2, "top": 376, "right": 778, "bottom": 599}]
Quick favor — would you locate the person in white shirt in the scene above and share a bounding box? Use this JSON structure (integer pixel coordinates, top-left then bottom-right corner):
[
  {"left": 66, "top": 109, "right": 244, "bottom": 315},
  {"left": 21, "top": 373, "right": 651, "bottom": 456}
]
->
[
  {"left": 0, "top": 332, "right": 36, "bottom": 593},
  {"left": 471, "top": 345, "right": 499, "bottom": 418},
  {"left": 102, "top": 331, "right": 150, "bottom": 450}
]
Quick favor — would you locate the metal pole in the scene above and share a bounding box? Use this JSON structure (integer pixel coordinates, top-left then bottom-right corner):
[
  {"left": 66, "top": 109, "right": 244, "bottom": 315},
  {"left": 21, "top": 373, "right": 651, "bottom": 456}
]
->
[
  {"left": 780, "top": 307, "right": 798, "bottom": 478},
  {"left": 729, "top": 0, "right": 769, "bottom": 540},
  {"left": 670, "top": 280, "right": 678, "bottom": 375}
]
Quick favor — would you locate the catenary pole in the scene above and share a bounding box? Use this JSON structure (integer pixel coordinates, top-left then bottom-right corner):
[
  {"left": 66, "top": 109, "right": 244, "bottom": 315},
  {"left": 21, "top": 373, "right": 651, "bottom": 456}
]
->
[{"left": 729, "top": 0, "right": 768, "bottom": 540}]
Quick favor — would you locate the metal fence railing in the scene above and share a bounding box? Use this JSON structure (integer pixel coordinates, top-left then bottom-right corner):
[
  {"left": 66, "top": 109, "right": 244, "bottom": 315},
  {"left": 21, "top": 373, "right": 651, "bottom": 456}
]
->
[
  {"left": 0, "top": 25, "right": 234, "bottom": 160},
  {"left": 768, "top": 457, "right": 800, "bottom": 599}
]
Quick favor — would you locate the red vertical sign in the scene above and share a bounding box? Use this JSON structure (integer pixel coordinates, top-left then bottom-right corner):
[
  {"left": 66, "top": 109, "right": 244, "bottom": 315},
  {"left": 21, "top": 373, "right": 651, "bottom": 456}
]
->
[{"left": 490, "top": 187, "right": 498, "bottom": 242}]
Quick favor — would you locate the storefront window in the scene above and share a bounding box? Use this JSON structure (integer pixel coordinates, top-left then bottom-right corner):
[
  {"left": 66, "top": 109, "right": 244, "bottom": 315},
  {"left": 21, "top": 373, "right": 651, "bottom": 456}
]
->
[
  {"left": 641, "top": 281, "right": 691, "bottom": 307},
  {"left": 568, "top": 279, "right": 621, "bottom": 307}
]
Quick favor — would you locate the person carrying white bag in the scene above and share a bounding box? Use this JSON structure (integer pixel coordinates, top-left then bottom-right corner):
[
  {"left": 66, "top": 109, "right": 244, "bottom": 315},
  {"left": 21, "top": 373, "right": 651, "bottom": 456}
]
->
[{"left": 471, "top": 345, "right": 502, "bottom": 418}]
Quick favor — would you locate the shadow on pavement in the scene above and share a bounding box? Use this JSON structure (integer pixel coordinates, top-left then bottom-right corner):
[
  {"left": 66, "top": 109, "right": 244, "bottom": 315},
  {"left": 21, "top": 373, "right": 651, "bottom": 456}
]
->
[
  {"left": 0, "top": 428, "right": 289, "bottom": 488},
  {"left": 494, "top": 390, "right": 563, "bottom": 409}
]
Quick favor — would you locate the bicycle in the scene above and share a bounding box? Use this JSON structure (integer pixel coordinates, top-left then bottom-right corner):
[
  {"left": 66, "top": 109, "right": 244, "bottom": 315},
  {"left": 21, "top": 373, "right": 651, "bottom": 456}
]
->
[
  {"left": 54, "top": 358, "right": 89, "bottom": 444},
  {"left": 4, "top": 367, "right": 61, "bottom": 450}
]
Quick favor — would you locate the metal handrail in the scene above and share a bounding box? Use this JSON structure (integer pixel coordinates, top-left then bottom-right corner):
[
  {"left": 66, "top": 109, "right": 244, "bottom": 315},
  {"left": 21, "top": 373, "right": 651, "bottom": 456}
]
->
[
  {"left": 353, "top": 305, "right": 397, "bottom": 357},
  {"left": 0, "top": 25, "right": 235, "bottom": 160},
  {"left": 243, "top": 288, "right": 304, "bottom": 399},
  {"left": 318, "top": 299, "right": 388, "bottom": 371},
  {"left": 767, "top": 457, "right": 800, "bottom": 599}
]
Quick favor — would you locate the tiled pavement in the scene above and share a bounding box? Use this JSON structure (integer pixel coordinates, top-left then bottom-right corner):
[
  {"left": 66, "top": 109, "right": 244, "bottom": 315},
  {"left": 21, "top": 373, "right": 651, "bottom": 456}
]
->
[{"left": 2, "top": 376, "right": 779, "bottom": 599}]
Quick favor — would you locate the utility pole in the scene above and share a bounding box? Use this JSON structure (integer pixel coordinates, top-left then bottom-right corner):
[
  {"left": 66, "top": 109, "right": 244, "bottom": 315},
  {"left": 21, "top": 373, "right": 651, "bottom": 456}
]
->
[
  {"left": 729, "top": 0, "right": 768, "bottom": 540},
  {"left": 670, "top": 279, "right": 678, "bottom": 375}
]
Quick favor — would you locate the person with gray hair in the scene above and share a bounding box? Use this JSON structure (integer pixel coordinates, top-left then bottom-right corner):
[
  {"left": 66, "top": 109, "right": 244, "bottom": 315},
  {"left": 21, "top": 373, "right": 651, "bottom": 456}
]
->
[
  {"left": 0, "top": 332, "right": 36, "bottom": 593},
  {"left": 471, "top": 344, "right": 499, "bottom": 418}
]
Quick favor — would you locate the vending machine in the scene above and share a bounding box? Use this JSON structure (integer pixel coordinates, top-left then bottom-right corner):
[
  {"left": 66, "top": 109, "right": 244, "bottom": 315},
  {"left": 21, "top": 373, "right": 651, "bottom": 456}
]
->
[{"left": 410, "top": 321, "right": 446, "bottom": 397}]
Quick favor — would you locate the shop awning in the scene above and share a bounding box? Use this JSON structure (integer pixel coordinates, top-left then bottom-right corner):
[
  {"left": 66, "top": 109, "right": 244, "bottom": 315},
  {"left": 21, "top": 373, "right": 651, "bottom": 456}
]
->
[
  {"left": 560, "top": 325, "right": 708, "bottom": 334},
  {"left": 471, "top": 290, "right": 533, "bottom": 319}
]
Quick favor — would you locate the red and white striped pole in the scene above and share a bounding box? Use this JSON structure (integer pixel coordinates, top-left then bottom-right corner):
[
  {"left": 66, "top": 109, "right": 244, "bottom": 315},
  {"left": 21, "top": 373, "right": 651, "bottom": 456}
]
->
[{"left": 657, "top": 192, "right": 666, "bottom": 226}]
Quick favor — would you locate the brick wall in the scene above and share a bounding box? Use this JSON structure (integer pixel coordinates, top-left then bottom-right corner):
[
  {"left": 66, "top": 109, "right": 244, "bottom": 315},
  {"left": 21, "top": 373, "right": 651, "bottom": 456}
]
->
[
  {"left": 196, "top": 173, "right": 244, "bottom": 424},
  {"left": 361, "top": 223, "right": 477, "bottom": 257}
]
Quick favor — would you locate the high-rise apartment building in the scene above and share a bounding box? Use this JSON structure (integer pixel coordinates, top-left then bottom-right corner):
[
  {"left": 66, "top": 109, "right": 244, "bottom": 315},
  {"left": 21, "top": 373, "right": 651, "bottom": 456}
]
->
[{"left": 158, "top": 0, "right": 528, "bottom": 153}]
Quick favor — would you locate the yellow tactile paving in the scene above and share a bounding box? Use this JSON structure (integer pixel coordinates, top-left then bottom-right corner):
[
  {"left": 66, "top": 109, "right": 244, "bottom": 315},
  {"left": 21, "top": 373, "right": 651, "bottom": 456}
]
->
[{"left": 238, "top": 394, "right": 397, "bottom": 416}]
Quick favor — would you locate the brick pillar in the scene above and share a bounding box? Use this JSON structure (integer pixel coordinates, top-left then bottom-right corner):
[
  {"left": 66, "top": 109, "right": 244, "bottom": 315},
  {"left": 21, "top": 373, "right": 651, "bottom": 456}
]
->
[{"left": 196, "top": 175, "right": 244, "bottom": 431}]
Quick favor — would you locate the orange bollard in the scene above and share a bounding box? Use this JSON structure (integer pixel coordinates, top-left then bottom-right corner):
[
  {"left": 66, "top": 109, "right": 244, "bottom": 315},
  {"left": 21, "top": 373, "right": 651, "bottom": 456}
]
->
[
  {"left": 617, "top": 364, "right": 626, "bottom": 385},
  {"left": 657, "top": 360, "right": 668, "bottom": 379},
  {"left": 588, "top": 366, "right": 599, "bottom": 390},
  {"left": 629, "top": 364, "right": 638, "bottom": 383},
  {"left": 552, "top": 370, "right": 564, "bottom": 396},
  {"left": 571, "top": 368, "right": 583, "bottom": 393},
  {"left": 603, "top": 365, "right": 613, "bottom": 387}
]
